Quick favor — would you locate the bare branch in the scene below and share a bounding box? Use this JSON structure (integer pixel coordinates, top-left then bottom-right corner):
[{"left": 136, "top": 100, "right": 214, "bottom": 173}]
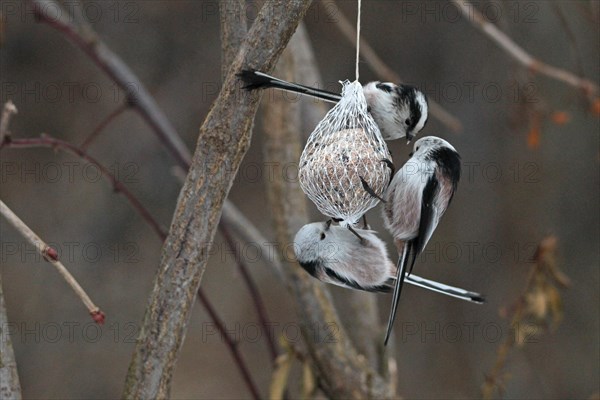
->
[
  {"left": 220, "top": 201, "right": 284, "bottom": 279},
  {"left": 81, "top": 103, "right": 129, "bottom": 150},
  {"left": 218, "top": 0, "right": 280, "bottom": 369},
  {"left": 123, "top": 2, "right": 314, "bottom": 398},
  {"left": 27, "top": 0, "right": 296, "bottom": 289},
  {"left": 2, "top": 136, "right": 167, "bottom": 240},
  {"left": 451, "top": 0, "right": 599, "bottom": 98},
  {"left": 196, "top": 290, "right": 261, "bottom": 400},
  {"left": 220, "top": 0, "right": 248, "bottom": 78},
  {"left": 29, "top": 0, "right": 193, "bottom": 169},
  {"left": 328, "top": 1, "right": 463, "bottom": 133},
  {"left": 0, "top": 200, "right": 104, "bottom": 324},
  {"left": 23, "top": 0, "right": 277, "bottom": 393},
  {"left": 0, "top": 273, "right": 22, "bottom": 400},
  {"left": 220, "top": 225, "right": 279, "bottom": 362},
  {"left": 261, "top": 37, "right": 393, "bottom": 398},
  {"left": 2, "top": 134, "right": 264, "bottom": 397}
]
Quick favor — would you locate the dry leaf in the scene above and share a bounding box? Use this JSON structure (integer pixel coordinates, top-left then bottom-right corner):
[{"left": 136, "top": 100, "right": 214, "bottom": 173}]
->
[
  {"left": 527, "top": 126, "right": 541, "bottom": 149},
  {"left": 548, "top": 263, "right": 571, "bottom": 288},
  {"left": 525, "top": 288, "right": 548, "bottom": 320},
  {"left": 545, "top": 285, "right": 563, "bottom": 329},
  {"left": 527, "top": 116, "right": 541, "bottom": 149},
  {"left": 550, "top": 111, "right": 570, "bottom": 125},
  {"left": 592, "top": 98, "right": 600, "bottom": 116},
  {"left": 514, "top": 323, "right": 538, "bottom": 347}
]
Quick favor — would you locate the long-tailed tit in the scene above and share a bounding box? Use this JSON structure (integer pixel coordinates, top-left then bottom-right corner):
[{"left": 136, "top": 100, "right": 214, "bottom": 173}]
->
[
  {"left": 238, "top": 69, "right": 429, "bottom": 142},
  {"left": 293, "top": 221, "right": 484, "bottom": 303},
  {"left": 382, "top": 136, "right": 479, "bottom": 345}
]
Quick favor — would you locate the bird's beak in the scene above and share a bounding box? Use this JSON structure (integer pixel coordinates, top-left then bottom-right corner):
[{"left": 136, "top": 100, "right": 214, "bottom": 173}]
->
[{"left": 406, "top": 133, "right": 414, "bottom": 144}]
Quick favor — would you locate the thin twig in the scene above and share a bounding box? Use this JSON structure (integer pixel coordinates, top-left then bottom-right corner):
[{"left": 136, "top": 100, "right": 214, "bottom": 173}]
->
[
  {"left": 0, "top": 200, "right": 104, "bottom": 324},
  {"left": 26, "top": 0, "right": 281, "bottom": 394},
  {"left": 29, "top": 1, "right": 281, "bottom": 369},
  {"left": 1, "top": 135, "right": 263, "bottom": 397},
  {"left": 196, "top": 290, "right": 261, "bottom": 400},
  {"left": 81, "top": 103, "right": 129, "bottom": 150},
  {"left": 551, "top": 4, "right": 586, "bottom": 81},
  {"left": 220, "top": 201, "right": 284, "bottom": 279},
  {"left": 0, "top": 272, "right": 23, "bottom": 400},
  {"left": 29, "top": 0, "right": 193, "bottom": 170},
  {"left": 1, "top": 136, "right": 167, "bottom": 240},
  {"left": 451, "top": 0, "right": 599, "bottom": 99},
  {"left": 328, "top": 1, "right": 463, "bottom": 133},
  {"left": 219, "top": 225, "right": 279, "bottom": 362}
]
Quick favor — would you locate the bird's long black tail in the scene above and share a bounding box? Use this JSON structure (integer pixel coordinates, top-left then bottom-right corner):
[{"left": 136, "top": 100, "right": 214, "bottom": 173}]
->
[
  {"left": 384, "top": 241, "right": 411, "bottom": 346},
  {"left": 237, "top": 69, "right": 342, "bottom": 103}
]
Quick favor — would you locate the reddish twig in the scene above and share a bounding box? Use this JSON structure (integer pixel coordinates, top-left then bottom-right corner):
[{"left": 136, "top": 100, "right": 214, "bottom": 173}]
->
[
  {"left": 28, "top": 2, "right": 279, "bottom": 348},
  {"left": 29, "top": 0, "right": 192, "bottom": 170},
  {"left": 452, "top": 0, "right": 599, "bottom": 99},
  {"left": 219, "top": 225, "right": 278, "bottom": 362},
  {"left": 0, "top": 200, "right": 105, "bottom": 324},
  {"left": 30, "top": 0, "right": 282, "bottom": 375},
  {"left": 1, "top": 135, "right": 263, "bottom": 398},
  {"left": 28, "top": 1, "right": 287, "bottom": 395},
  {"left": 1, "top": 136, "right": 167, "bottom": 240},
  {"left": 197, "top": 290, "right": 261, "bottom": 400},
  {"left": 81, "top": 103, "right": 129, "bottom": 150}
]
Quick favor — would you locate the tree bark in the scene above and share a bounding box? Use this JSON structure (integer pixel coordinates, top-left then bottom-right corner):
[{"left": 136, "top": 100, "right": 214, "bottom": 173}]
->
[
  {"left": 122, "top": 2, "right": 313, "bottom": 398},
  {"left": 0, "top": 274, "right": 22, "bottom": 400}
]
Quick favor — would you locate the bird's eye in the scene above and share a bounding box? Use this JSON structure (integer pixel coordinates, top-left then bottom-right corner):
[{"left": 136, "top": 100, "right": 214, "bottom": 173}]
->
[
  {"left": 320, "top": 233, "right": 326, "bottom": 240},
  {"left": 405, "top": 118, "right": 410, "bottom": 125},
  {"left": 416, "top": 147, "right": 420, "bottom": 152}
]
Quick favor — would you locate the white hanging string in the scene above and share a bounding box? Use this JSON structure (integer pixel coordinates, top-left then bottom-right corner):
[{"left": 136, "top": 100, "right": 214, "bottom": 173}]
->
[{"left": 355, "top": 0, "right": 361, "bottom": 81}]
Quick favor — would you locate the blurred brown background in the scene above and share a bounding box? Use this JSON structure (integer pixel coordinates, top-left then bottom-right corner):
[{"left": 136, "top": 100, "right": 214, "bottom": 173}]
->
[{"left": 1, "top": 1, "right": 598, "bottom": 399}]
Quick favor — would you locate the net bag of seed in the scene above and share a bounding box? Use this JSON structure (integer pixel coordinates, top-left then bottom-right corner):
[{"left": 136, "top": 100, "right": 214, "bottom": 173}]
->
[{"left": 299, "top": 80, "right": 393, "bottom": 227}]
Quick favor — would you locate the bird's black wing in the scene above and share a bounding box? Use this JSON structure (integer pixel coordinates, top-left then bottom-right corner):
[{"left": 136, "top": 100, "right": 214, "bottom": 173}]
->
[{"left": 409, "top": 174, "right": 439, "bottom": 275}]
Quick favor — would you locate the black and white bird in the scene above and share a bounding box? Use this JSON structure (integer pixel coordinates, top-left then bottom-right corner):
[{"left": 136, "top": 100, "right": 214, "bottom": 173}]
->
[
  {"left": 382, "top": 136, "right": 478, "bottom": 345},
  {"left": 238, "top": 69, "right": 429, "bottom": 142},
  {"left": 293, "top": 221, "right": 484, "bottom": 302}
]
